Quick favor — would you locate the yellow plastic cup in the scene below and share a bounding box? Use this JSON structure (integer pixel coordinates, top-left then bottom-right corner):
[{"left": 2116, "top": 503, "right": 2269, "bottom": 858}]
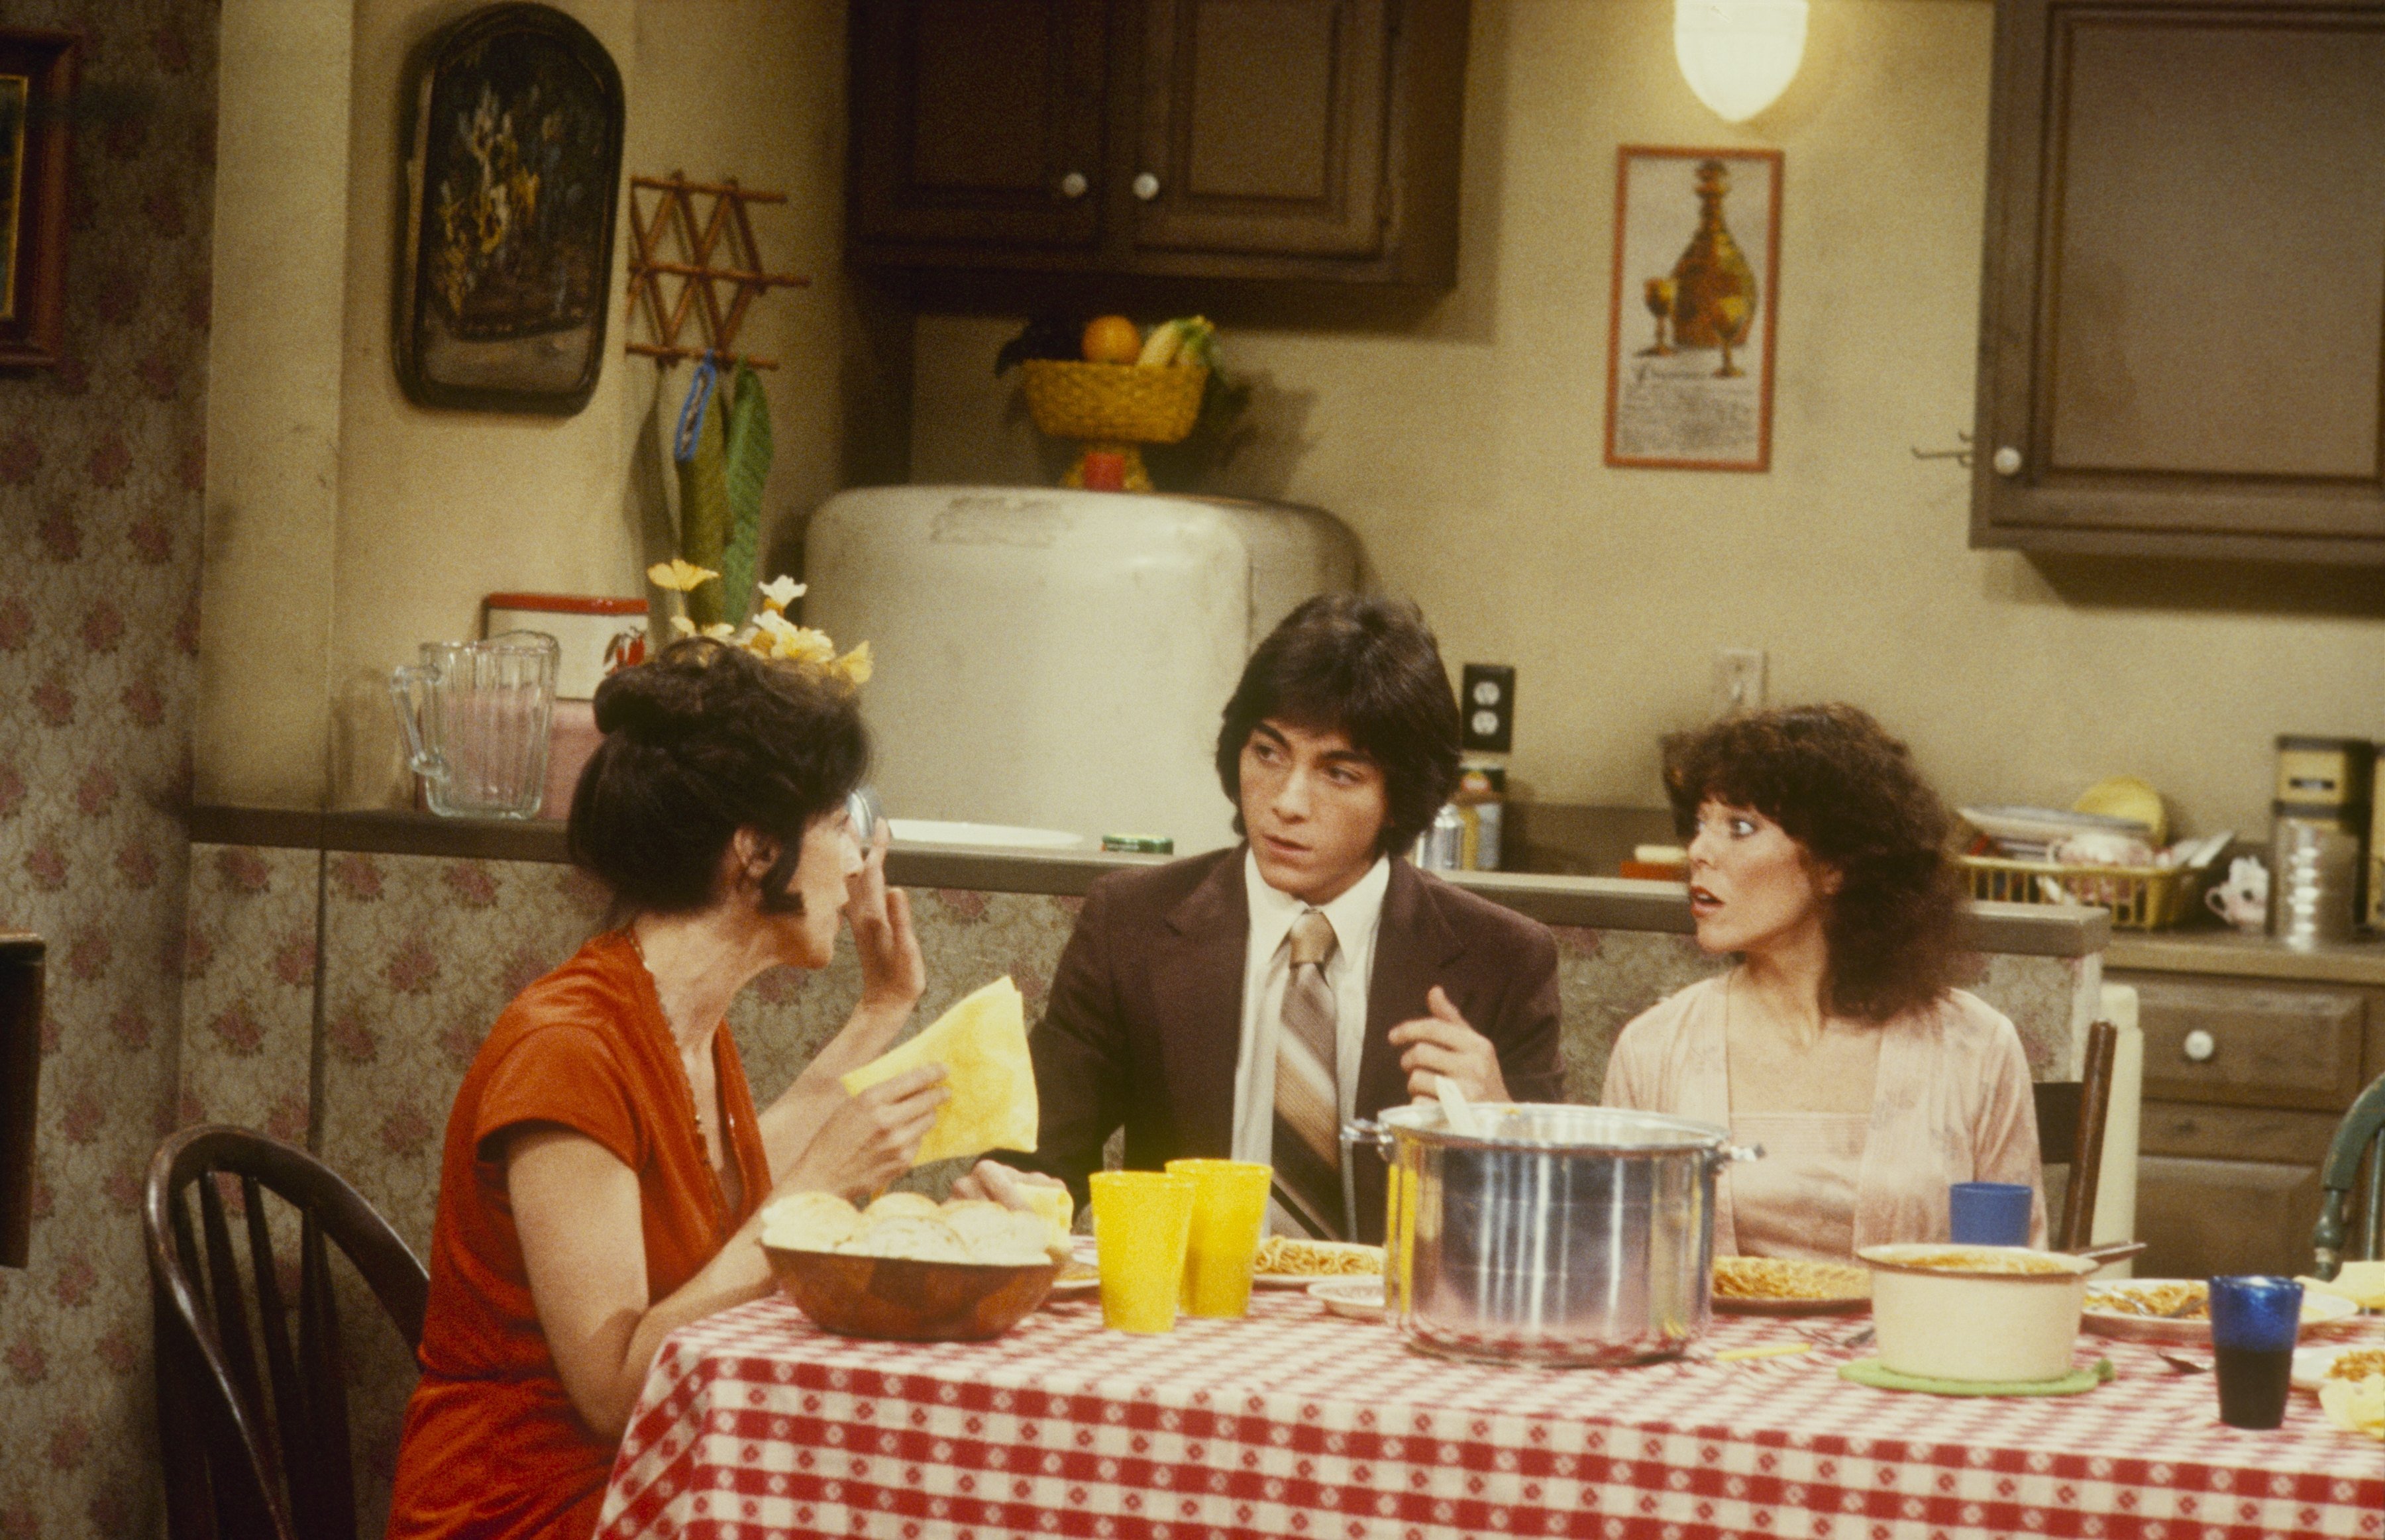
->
[
  {"left": 1165, "top": 1158, "right": 1272, "bottom": 1317},
  {"left": 1088, "top": 1170, "right": 1196, "bottom": 1333}
]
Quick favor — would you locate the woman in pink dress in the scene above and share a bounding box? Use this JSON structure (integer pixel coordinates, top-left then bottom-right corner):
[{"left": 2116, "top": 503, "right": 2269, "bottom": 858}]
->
[{"left": 1602, "top": 704, "right": 2042, "bottom": 1259}]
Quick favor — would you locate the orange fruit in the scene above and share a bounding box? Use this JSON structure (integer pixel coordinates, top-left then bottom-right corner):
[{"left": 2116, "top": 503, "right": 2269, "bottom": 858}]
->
[{"left": 1081, "top": 315, "right": 1142, "bottom": 364}]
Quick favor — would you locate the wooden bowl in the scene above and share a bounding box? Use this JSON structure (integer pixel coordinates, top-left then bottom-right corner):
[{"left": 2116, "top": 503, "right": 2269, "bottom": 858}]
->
[{"left": 763, "top": 1245, "right": 1057, "bottom": 1343}]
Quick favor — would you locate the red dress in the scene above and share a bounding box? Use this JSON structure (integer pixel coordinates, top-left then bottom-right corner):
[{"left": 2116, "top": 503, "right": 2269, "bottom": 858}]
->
[{"left": 386, "top": 932, "right": 770, "bottom": 1540}]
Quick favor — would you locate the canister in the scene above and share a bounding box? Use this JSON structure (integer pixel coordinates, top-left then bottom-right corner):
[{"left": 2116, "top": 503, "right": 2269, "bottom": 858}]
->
[
  {"left": 2271, "top": 736, "right": 2372, "bottom": 943},
  {"left": 1413, "top": 803, "right": 1464, "bottom": 870}
]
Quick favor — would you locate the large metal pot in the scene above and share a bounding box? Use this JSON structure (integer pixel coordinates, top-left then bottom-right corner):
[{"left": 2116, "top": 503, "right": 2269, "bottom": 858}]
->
[{"left": 1346, "top": 1103, "right": 1759, "bottom": 1367}]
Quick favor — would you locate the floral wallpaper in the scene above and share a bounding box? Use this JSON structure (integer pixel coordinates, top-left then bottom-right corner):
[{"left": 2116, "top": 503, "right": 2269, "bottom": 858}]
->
[{"left": 0, "top": 0, "right": 219, "bottom": 1535}]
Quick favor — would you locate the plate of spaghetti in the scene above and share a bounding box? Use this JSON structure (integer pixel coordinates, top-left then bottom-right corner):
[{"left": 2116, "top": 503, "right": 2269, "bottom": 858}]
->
[
  {"left": 1251, "top": 1237, "right": 1385, "bottom": 1286},
  {"left": 1711, "top": 1255, "right": 1872, "bottom": 1314}
]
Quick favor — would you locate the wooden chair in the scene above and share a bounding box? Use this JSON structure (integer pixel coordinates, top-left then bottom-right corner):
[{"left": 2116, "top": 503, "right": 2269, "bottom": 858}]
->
[
  {"left": 0, "top": 933, "right": 42, "bottom": 1270},
  {"left": 2033, "top": 1018, "right": 2120, "bottom": 1251},
  {"left": 2313, "top": 1070, "right": 2385, "bottom": 1279},
  {"left": 146, "top": 1125, "right": 429, "bottom": 1540}
]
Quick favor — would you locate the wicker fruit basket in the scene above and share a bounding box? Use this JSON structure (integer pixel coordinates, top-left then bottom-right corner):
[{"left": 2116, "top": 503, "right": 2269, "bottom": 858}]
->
[
  {"left": 1021, "top": 360, "right": 1208, "bottom": 440},
  {"left": 1957, "top": 854, "right": 2200, "bottom": 930},
  {"left": 1020, "top": 360, "right": 1208, "bottom": 491}
]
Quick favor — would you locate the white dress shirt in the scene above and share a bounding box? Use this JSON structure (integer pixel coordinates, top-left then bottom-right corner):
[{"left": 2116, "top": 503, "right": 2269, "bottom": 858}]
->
[{"left": 1232, "top": 850, "right": 1391, "bottom": 1232}]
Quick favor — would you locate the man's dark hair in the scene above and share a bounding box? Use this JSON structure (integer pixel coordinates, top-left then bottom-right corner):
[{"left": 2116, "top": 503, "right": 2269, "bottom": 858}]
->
[
  {"left": 1214, "top": 594, "right": 1461, "bottom": 857},
  {"left": 1662, "top": 702, "right": 1964, "bottom": 1023},
  {"left": 568, "top": 638, "right": 869, "bottom": 914}
]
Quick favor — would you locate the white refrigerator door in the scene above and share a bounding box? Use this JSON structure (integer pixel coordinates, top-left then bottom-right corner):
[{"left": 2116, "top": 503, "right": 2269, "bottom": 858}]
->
[{"left": 805, "top": 487, "right": 1356, "bottom": 852}]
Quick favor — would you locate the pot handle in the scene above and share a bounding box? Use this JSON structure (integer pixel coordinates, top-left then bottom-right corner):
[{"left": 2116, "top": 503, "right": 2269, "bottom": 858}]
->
[
  {"left": 1713, "top": 1143, "right": 1764, "bottom": 1168},
  {"left": 1340, "top": 1119, "right": 1394, "bottom": 1163}
]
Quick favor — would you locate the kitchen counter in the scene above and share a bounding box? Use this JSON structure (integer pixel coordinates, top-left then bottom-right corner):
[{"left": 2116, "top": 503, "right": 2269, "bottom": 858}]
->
[
  {"left": 184, "top": 805, "right": 2108, "bottom": 958},
  {"left": 2104, "top": 928, "right": 2385, "bottom": 987}
]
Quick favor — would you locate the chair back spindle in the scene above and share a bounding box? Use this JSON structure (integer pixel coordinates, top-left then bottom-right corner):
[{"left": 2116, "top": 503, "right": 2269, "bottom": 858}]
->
[
  {"left": 2313, "top": 1072, "right": 2385, "bottom": 1278},
  {"left": 146, "top": 1125, "right": 428, "bottom": 1540}
]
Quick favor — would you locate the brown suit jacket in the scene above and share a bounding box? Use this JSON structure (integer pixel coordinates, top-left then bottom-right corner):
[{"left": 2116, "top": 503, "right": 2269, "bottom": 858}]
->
[{"left": 1010, "top": 846, "right": 1564, "bottom": 1243}]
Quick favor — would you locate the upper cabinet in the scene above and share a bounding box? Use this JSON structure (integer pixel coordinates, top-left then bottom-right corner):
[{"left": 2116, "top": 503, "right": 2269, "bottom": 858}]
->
[
  {"left": 1970, "top": 0, "right": 2385, "bottom": 564},
  {"left": 847, "top": 0, "right": 1469, "bottom": 287}
]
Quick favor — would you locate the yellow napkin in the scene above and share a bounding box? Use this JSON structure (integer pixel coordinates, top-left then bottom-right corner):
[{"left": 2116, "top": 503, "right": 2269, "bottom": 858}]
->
[
  {"left": 2299, "top": 1262, "right": 2385, "bottom": 1311},
  {"left": 841, "top": 978, "right": 1035, "bottom": 1167},
  {"left": 2318, "top": 1374, "right": 2384, "bottom": 1441}
]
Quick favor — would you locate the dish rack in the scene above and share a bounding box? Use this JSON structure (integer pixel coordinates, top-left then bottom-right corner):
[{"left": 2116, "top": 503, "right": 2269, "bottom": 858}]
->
[{"left": 1957, "top": 854, "right": 2199, "bottom": 929}]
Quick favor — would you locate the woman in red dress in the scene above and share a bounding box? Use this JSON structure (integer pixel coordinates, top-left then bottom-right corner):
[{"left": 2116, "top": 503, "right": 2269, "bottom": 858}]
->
[{"left": 388, "top": 639, "right": 950, "bottom": 1540}]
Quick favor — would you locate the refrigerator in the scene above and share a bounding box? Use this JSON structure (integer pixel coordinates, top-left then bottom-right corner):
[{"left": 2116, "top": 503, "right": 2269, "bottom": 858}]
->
[{"left": 804, "top": 486, "right": 1361, "bottom": 853}]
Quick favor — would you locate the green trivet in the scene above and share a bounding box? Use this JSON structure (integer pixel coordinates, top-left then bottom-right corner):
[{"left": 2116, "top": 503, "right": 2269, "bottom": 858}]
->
[{"left": 1838, "top": 1357, "right": 2114, "bottom": 1397}]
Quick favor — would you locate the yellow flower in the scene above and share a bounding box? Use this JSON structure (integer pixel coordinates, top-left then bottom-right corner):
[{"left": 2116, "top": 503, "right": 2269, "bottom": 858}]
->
[
  {"left": 752, "top": 609, "right": 837, "bottom": 666},
  {"left": 668, "top": 614, "right": 733, "bottom": 641},
  {"left": 757, "top": 575, "right": 806, "bottom": 613},
  {"left": 668, "top": 615, "right": 695, "bottom": 637},
  {"left": 647, "top": 558, "right": 719, "bottom": 593},
  {"left": 829, "top": 641, "right": 873, "bottom": 686}
]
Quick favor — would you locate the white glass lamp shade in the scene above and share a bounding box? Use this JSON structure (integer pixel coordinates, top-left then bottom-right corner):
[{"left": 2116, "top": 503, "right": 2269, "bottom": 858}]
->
[{"left": 1674, "top": 0, "right": 1809, "bottom": 123}]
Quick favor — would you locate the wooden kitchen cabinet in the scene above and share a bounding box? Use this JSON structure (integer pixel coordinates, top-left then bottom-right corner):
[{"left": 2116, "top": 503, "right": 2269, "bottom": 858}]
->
[
  {"left": 2115, "top": 968, "right": 2380, "bottom": 1278},
  {"left": 847, "top": 0, "right": 1468, "bottom": 286},
  {"left": 1970, "top": 0, "right": 2385, "bottom": 564}
]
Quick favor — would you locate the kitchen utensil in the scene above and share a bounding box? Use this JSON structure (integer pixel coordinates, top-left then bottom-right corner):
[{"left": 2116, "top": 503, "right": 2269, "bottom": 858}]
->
[
  {"left": 1163, "top": 1158, "right": 1269, "bottom": 1318},
  {"left": 1346, "top": 1102, "right": 1760, "bottom": 1367},
  {"left": 1434, "top": 1074, "right": 1481, "bottom": 1135},
  {"left": 1948, "top": 1182, "right": 2033, "bottom": 1245},
  {"left": 389, "top": 632, "right": 559, "bottom": 819},
  {"left": 1858, "top": 1243, "right": 2097, "bottom": 1383},
  {"left": 761, "top": 1245, "right": 1056, "bottom": 1342},
  {"left": 2156, "top": 1349, "right": 2211, "bottom": 1374},
  {"left": 2209, "top": 1274, "right": 2302, "bottom": 1429},
  {"left": 1088, "top": 1170, "right": 1194, "bottom": 1333},
  {"left": 2064, "top": 1239, "right": 2147, "bottom": 1267}
]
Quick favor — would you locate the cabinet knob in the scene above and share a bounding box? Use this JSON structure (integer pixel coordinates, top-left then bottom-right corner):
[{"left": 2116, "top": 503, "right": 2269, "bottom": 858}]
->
[
  {"left": 2182, "top": 1029, "right": 2216, "bottom": 1063},
  {"left": 1991, "top": 446, "right": 2023, "bottom": 477},
  {"left": 1058, "top": 171, "right": 1088, "bottom": 200},
  {"left": 1132, "top": 172, "right": 1161, "bottom": 201}
]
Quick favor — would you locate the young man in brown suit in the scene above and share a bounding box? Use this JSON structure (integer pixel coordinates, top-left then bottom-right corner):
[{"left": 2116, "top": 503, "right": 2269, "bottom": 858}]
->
[{"left": 959, "top": 595, "right": 1562, "bottom": 1244}]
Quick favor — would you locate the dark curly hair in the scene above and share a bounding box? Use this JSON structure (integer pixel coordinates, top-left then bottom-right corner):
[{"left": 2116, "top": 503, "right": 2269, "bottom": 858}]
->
[
  {"left": 567, "top": 639, "right": 869, "bottom": 914},
  {"left": 1214, "top": 594, "right": 1461, "bottom": 858},
  {"left": 1662, "top": 703, "right": 1963, "bottom": 1023}
]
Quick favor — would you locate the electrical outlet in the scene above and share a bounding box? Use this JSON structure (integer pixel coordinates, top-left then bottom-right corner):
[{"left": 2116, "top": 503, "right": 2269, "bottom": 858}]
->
[
  {"left": 1460, "top": 664, "right": 1515, "bottom": 752},
  {"left": 1713, "top": 648, "right": 1766, "bottom": 718}
]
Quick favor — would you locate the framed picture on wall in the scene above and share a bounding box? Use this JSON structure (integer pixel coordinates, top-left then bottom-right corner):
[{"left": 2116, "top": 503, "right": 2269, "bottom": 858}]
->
[
  {"left": 0, "top": 29, "right": 80, "bottom": 371},
  {"left": 1603, "top": 146, "right": 1783, "bottom": 472},
  {"left": 394, "top": 3, "right": 624, "bottom": 415}
]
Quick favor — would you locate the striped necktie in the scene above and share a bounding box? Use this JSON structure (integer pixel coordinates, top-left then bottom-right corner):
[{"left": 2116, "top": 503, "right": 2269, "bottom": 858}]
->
[{"left": 1271, "top": 908, "right": 1344, "bottom": 1239}]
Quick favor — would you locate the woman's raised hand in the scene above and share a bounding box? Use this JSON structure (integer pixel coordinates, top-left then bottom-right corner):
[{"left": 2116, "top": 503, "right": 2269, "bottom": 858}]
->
[
  {"left": 847, "top": 821, "right": 925, "bottom": 1015},
  {"left": 778, "top": 1062, "right": 949, "bottom": 1202}
]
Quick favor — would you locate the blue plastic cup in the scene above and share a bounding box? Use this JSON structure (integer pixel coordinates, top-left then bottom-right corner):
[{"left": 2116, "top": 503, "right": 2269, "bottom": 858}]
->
[
  {"left": 1947, "top": 1181, "right": 2033, "bottom": 1246},
  {"left": 2209, "top": 1275, "right": 2302, "bottom": 1429}
]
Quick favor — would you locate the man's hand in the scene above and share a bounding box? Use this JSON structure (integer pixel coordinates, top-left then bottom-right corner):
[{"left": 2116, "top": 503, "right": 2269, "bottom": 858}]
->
[
  {"left": 950, "top": 1158, "right": 1068, "bottom": 1211},
  {"left": 1387, "top": 986, "right": 1508, "bottom": 1104}
]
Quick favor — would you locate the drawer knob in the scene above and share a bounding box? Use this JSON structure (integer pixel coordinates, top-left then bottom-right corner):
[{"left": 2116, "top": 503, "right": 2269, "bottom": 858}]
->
[
  {"left": 1992, "top": 446, "right": 2023, "bottom": 477},
  {"left": 1058, "top": 170, "right": 1088, "bottom": 199},
  {"left": 2182, "top": 1029, "right": 2216, "bottom": 1063},
  {"left": 1132, "top": 172, "right": 1161, "bottom": 201}
]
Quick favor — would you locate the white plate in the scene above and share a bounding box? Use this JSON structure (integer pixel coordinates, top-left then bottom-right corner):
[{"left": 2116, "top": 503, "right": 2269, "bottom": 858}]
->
[
  {"left": 2082, "top": 1280, "right": 2361, "bottom": 1343},
  {"left": 1310, "top": 1278, "right": 1387, "bottom": 1321}
]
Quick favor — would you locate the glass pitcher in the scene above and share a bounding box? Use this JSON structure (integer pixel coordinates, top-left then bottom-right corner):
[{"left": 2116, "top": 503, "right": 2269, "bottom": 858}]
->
[{"left": 389, "top": 632, "right": 560, "bottom": 819}]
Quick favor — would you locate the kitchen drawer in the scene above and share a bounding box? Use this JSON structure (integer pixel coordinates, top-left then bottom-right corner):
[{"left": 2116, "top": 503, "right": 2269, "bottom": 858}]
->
[
  {"left": 2138, "top": 1101, "right": 2343, "bottom": 1165},
  {"left": 2136, "top": 1155, "right": 2323, "bottom": 1280},
  {"left": 2133, "top": 977, "right": 2366, "bottom": 1110}
]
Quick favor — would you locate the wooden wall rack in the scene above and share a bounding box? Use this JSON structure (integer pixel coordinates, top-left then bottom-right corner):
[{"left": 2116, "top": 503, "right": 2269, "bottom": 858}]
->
[{"left": 623, "top": 173, "right": 810, "bottom": 370}]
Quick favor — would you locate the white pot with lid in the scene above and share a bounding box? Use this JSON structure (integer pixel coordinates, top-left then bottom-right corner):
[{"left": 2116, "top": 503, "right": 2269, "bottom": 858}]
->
[{"left": 1860, "top": 1243, "right": 2096, "bottom": 1382}]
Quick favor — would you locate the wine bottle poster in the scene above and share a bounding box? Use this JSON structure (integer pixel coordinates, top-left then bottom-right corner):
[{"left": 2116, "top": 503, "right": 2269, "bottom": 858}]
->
[{"left": 1604, "top": 146, "right": 1783, "bottom": 472}]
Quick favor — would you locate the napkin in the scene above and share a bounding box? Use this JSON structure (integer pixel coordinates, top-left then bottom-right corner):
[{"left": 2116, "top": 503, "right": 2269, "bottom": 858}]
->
[{"left": 2298, "top": 1262, "right": 2385, "bottom": 1311}]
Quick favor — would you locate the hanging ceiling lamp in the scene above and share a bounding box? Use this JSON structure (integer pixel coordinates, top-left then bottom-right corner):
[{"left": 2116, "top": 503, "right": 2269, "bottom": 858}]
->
[{"left": 1673, "top": 0, "right": 1809, "bottom": 123}]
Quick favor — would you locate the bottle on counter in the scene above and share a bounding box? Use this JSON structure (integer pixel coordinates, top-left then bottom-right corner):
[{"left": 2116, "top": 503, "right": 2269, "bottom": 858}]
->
[{"left": 1453, "top": 762, "right": 1505, "bottom": 872}]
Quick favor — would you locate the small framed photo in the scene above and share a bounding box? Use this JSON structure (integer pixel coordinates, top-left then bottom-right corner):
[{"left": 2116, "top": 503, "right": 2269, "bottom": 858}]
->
[
  {"left": 1604, "top": 146, "right": 1783, "bottom": 472},
  {"left": 395, "top": 3, "right": 625, "bottom": 415},
  {"left": 0, "top": 29, "right": 80, "bottom": 371}
]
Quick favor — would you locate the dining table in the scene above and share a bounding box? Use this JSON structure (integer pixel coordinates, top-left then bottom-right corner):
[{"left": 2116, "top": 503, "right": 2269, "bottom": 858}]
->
[{"left": 595, "top": 1286, "right": 2385, "bottom": 1540}]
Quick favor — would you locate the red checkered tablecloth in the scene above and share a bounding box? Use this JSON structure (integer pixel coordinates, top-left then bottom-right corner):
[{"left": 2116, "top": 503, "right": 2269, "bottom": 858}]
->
[{"left": 596, "top": 1290, "right": 2385, "bottom": 1540}]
